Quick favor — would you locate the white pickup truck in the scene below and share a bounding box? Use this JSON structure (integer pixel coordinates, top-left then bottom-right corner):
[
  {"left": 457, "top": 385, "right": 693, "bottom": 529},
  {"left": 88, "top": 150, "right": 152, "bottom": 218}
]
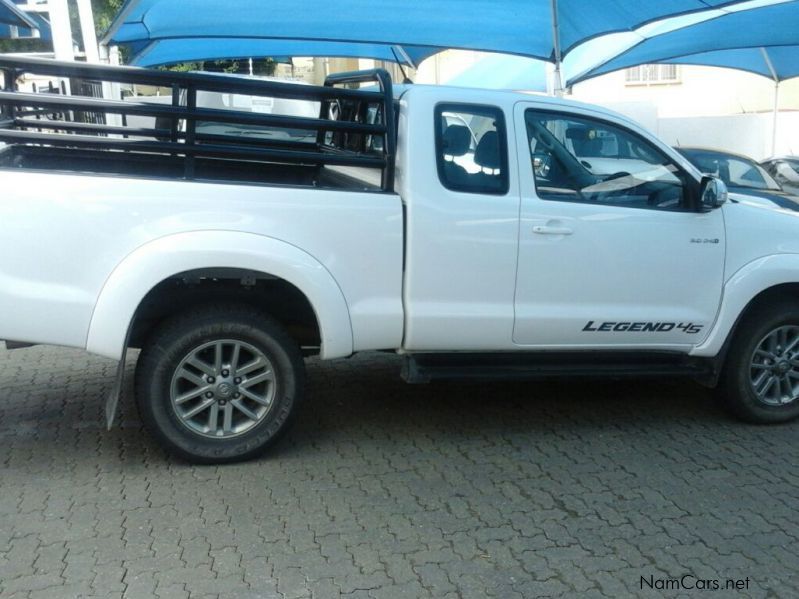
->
[{"left": 2, "top": 57, "right": 799, "bottom": 463}]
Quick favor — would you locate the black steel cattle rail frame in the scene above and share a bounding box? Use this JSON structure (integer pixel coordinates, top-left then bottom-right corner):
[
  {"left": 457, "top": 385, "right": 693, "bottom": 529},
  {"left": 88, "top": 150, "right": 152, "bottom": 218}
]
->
[{"left": 0, "top": 55, "right": 396, "bottom": 191}]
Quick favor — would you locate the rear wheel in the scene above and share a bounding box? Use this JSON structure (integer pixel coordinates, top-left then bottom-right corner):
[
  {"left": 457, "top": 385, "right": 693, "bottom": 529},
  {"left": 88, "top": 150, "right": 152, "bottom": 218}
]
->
[
  {"left": 135, "top": 305, "right": 304, "bottom": 463},
  {"left": 721, "top": 301, "right": 799, "bottom": 423}
]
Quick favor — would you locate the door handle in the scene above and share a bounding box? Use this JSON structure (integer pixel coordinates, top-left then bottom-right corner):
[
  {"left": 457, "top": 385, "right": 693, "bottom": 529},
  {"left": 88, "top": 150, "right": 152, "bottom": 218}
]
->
[{"left": 532, "top": 225, "right": 573, "bottom": 235}]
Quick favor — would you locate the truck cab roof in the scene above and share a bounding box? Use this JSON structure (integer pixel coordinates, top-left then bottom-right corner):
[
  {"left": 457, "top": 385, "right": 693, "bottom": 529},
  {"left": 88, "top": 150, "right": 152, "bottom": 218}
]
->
[{"left": 395, "top": 83, "right": 648, "bottom": 132}]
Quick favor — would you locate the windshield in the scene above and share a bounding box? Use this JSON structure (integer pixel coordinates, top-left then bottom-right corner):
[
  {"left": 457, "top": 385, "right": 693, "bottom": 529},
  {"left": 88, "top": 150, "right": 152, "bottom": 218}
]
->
[{"left": 681, "top": 149, "right": 781, "bottom": 191}]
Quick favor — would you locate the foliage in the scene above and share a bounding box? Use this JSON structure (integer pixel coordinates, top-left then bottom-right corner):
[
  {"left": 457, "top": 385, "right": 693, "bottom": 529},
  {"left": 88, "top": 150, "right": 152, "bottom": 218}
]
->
[
  {"left": 164, "top": 59, "right": 278, "bottom": 76},
  {"left": 160, "top": 62, "right": 203, "bottom": 73},
  {"left": 0, "top": 38, "right": 50, "bottom": 53},
  {"left": 91, "top": 0, "right": 125, "bottom": 38}
]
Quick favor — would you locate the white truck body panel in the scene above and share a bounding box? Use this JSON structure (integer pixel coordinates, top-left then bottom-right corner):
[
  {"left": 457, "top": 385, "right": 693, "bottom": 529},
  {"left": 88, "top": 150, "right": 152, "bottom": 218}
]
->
[
  {"left": 2, "top": 83, "right": 799, "bottom": 365},
  {"left": 398, "top": 88, "right": 522, "bottom": 351},
  {"left": 87, "top": 231, "right": 356, "bottom": 360},
  {"left": 0, "top": 171, "right": 404, "bottom": 358},
  {"left": 512, "top": 99, "right": 726, "bottom": 349},
  {"left": 690, "top": 195, "right": 799, "bottom": 357}
]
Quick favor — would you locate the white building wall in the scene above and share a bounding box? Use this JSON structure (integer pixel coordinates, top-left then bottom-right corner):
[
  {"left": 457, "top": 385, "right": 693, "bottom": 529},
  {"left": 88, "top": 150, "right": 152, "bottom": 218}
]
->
[
  {"left": 584, "top": 105, "right": 799, "bottom": 161},
  {"left": 659, "top": 114, "right": 774, "bottom": 159},
  {"left": 571, "top": 65, "right": 799, "bottom": 160},
  {"left": 416, "top": 50, "right": 486, "bottom": 84},
  {"left": 571, "top": 65, "right": 799, "bottom": 117}
]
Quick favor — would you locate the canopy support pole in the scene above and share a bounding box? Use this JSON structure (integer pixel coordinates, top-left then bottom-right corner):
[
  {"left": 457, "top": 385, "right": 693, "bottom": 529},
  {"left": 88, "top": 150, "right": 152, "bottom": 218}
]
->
[
  {"left": 390, "top": 46, "right": 415, "bottom": 83},
  {"left": 391, "top": 45, "right": 417, "bottom": 71},
  {"left": 75, "top": 0, "right": 99, "bottom": 63},
  {"left": 550, "top": 0, "right": 564, "bottom": 96},
  {"left": 771, "top": 81, "right": 780, "bottom": 157},
  {"left": 761, "top": 47, "right": 780, "bottom": 156},
  {"left": 48, "top": 0, "right": 74, "bottom": 62}
]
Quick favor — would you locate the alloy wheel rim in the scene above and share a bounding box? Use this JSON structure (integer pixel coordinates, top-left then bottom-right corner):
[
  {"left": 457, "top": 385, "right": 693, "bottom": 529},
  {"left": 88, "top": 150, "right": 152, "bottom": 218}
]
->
[
  {"left": 170, "top": 339, "right": 276, "bottom": 438},
  {"left": 748, "top": 325, "right": 799, "bottom": 406}
]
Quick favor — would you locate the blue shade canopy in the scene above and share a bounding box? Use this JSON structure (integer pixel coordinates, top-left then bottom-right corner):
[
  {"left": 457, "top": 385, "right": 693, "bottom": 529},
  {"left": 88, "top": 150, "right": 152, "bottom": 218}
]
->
[
  {"left": 9, "top": 12, "right": 51, "bottom": 40},
  {"left": 0, "top": 0, "right": 36, "bottom": 29},
  {"left": 131, "top": 38, "right": 439, "bottom": 67},
  {"left": 569, "top": 1, "right": 799, "bottom": 85},
  {"left": 445, "top": 54, "right": 547, "bottom": 91},
  {"left": 106, "top": 0, "right": 748, "bottom": 63}
]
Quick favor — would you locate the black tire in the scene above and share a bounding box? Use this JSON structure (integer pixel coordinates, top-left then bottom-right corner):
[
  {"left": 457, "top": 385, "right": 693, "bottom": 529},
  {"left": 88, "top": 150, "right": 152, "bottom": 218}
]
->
[
  {"left": 135, "top": 304, "right": 305, "bottom": 463},
  {"left": 721, "top": 300, "right": 799, "bottom": 424}
]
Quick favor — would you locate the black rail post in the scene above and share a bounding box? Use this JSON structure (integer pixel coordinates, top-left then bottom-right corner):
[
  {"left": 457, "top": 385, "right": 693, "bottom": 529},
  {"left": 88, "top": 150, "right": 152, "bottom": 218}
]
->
[
  {"left": 0, "top": 68, "right": 17, "bottom": 125},
  {"left": 184, "top": 85, "right": 197, "bottom": 180},
  {"left": 378, "top": 73, "right": 396, "bottom": 193},
  {"left": 323, "top": 69, "right": 396, "bottom": 192},
  {"left": 170, "top": 84, "right": 180, "bottom": 143}
]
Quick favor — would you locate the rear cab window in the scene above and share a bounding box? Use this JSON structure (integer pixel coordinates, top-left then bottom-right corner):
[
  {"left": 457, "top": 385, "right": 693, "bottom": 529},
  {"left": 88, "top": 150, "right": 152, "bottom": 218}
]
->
[{"left": 435, "top": 104, "right": 509, "bottom": 195}]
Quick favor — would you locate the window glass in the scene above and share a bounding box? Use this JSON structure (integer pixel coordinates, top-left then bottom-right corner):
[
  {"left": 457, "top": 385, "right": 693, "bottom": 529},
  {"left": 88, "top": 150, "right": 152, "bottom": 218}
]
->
[
  {"left": 683, "top": 150, "right": 781, "bottom": 191},
  {"left": 625, "top": 64, "right": 680, "bottom": 84},
  {"left": 727, "top": 158, "right": 772, "bottom": 189},
  {"left": 436, "top": 104, "right": 508, "bottom": 195},
  {"left": 779, "top": 159, "right": 799, "bottom": 183},
  {"left": 525, "top": 110, "right": 686, "bottom": 210}
]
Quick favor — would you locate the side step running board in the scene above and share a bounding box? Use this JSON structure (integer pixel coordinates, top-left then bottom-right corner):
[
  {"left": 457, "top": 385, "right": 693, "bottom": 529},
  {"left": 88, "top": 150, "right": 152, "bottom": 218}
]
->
[
  {"left": 401, "top": 352, "right": 713, "bottom": 384},
  {"left": 3, "top": 340, "right": 35, "bottom": 350}
]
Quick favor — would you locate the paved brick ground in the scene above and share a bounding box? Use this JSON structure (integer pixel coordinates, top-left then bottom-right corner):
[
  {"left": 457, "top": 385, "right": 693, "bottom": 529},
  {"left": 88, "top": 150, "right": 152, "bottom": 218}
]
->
[{"left": 0, "top": 345, "right": 797, "bottom": 598}]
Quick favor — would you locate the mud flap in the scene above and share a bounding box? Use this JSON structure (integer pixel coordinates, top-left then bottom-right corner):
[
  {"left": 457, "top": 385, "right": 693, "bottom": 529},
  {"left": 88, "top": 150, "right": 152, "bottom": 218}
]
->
[
  {"left": 105, "top": 321, "right": 134, "bottom": 430},
  {"left": 105, "top": 347, "right": 128, "bottom": 430}
]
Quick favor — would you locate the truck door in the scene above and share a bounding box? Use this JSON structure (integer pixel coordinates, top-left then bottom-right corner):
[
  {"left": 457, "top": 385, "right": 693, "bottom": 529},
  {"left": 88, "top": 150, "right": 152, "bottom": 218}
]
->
[
  {"left": 402, "top": 100, "right": 521, "bottom": 350},
  {"left": 512, "top": 104, "right": 725, "bottom": 348}
]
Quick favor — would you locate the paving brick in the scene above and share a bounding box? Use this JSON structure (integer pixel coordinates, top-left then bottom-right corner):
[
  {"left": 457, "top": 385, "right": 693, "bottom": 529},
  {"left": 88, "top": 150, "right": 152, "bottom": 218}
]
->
[{"left": 0, "top": 348, "right": 797, "bottom": 598}]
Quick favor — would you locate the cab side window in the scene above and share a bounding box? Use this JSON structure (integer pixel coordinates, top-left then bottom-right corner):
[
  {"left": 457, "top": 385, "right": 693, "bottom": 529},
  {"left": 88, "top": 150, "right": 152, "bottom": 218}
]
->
[
  {"left": 435, "top": 104, "right": 508, "bottom": 195},
  {"left": 526, "top": 110, "right": 687, "bottom": 211}
]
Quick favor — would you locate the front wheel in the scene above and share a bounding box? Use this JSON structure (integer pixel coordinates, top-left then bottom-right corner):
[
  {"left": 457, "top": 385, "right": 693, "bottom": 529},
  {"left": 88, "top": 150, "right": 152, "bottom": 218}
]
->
[
  {"left": 135, "top": 305, "right": 305, "bottom": 463},
  {"left": 721, "top": 302, "right": 799, "bottom": 424}
]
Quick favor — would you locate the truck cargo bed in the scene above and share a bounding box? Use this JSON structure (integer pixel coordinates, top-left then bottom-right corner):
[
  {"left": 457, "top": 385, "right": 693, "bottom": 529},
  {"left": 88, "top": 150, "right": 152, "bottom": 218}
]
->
[
  {"left": 0, "top": 56, "right": 395, "bottom": 192},
  {"left": 0, "top": 143, "right": 378, "bottom": 190}
]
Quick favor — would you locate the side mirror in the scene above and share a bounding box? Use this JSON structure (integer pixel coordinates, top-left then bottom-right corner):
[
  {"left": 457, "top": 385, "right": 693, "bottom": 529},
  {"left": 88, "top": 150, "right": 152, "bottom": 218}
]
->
[
  {"left": 699, "top": 176, "right": 728, "bottom": 211},
  {"left": 532, "top": 152, "right": 552, "bottom": 178}
]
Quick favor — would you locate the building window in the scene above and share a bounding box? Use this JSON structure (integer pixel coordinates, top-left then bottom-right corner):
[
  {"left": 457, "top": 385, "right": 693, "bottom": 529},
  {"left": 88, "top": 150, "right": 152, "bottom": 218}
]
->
[{"left": 625, "top": 64, "right": 680, "bottom": 85}]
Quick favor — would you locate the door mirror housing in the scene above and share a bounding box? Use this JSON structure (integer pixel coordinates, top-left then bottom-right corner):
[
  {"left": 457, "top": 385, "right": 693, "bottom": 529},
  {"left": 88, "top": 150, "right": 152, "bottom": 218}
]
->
[
  {"left": 699, "top": 175, "right": 728, "bottom": 211},
  {"left": 532, "top": 152, "right": 552, "bottom": 178}
]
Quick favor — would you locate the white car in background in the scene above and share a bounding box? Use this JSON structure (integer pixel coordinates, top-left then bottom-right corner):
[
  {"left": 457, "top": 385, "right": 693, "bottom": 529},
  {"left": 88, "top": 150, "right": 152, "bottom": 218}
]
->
[
  {"left": 761, "top": 156, "right": 799, "bottom": 196},
  {"left": 125, "top": 73, "right": 320, "bottom": 140}
]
